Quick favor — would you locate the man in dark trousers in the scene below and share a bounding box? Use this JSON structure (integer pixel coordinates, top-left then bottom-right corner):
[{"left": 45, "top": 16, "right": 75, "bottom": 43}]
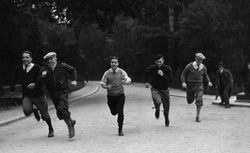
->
[
  {"left": 181, "top": 53, "right": 212, "bottom": 122},
  {"left": 144, "top": 54, "right": 173, "bottom": 127},
  {"left": 39, "top": 52, "right": 77, "bottom": 138},
  {"left": 215, "top": 61, "right": 234, "bottom": 108},
  {"left": 10, "top": 50, "right": 54, "bottom": 137},
  {"left": 101, "top": 56, "right": 131, "bottom": 136}
]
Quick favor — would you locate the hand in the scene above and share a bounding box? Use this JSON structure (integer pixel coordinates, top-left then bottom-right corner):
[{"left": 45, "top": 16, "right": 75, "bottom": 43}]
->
[
  {"left": 107, "top": 84, "right": 112, "bottom": 90},
  {"left": 157, "top": 70, "right": 164, "bottom": 76},
  {"left": 41, "top": 71, "right": 47, "bottom": 77},
  {"left": 145, "top": 82, "right": 150, "bottom": 88},
  {"left": 208, "top": 82, "right": 213, "bottom": 87},
  {"left": 26, "top": 83, "right": 36, "bottom": 89},
  {"left": 71, "top": 80, "right": 77, "bottom": 86},
  {"left": 182, "top": 82, "right": 187, "bottom": 88}
]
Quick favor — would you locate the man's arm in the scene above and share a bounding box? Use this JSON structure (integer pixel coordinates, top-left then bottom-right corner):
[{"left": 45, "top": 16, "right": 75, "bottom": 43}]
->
[
  {"left": 100, "top": 71, "right": 111, "bottom": 90},
  {"left": 203, "top": 66, "right": 212, "bottom": 87},
  {"left": 162, "top": 66, "right": 173, "bottom": 84},
  {"left": 63, "top": 63, "right": 77, "bottom": 85},
  {"left": 144, "top": 66, "right": 152, "bottom": 88},
  {"left": 181, "top": 64, "right": 190, "bottom": 88},
  {"left": 121, "top": 69, "right": 131, "bottom": 84}
]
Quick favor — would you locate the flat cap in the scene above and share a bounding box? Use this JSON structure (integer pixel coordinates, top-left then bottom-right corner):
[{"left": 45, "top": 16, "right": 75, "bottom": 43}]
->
[
  {"left": 195, "top": 52, "right": 206, "bottom": 60},
  {"left": 44, "top": 52, "right": 56, "bottom": 59}
]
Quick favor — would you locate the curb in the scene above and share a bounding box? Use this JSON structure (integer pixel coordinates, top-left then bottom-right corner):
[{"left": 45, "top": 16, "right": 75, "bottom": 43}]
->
[{"left": 0, "top": 84, "right": 100, "bottom": 127}]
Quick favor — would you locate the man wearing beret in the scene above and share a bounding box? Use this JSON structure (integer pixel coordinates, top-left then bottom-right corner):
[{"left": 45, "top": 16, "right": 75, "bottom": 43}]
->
[
  {"left": 181, "top": 53, "right": 212, "bottom": 122},
  {"left": 10, "top": 50, "right": 54, "bottom": 137},
  {"left": 215, "top": 61, "right": 234, "bottom": 108},
  {"left": 38, "top": 52, "right": 77, "bottom": 138}
]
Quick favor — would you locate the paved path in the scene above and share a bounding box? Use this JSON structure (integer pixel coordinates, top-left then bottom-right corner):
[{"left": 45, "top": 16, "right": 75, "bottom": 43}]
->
[
  {"left": 0, "top": 82, "right": 100, "bottom": 126},
  {"left": 0, "top": 82, "right": 250, "bottom": 153}
]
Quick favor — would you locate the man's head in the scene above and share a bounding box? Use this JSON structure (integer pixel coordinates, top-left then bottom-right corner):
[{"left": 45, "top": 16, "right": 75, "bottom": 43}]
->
[
  {"left": 154, "top": 54, "right": 164, "bottom": 68},
  {"left": 22, "top": 50, "right": 32, "bottom": 66},
  {"left": 195, "top": 52, "right": 206, "bottom": 64},
  {"left": 44, "top": 52, "right": 57, "bottom": 68},
  {"left": 109, "top": 56, "right": 119, "bottom": 70},
  {"left": 217, "top": 61, "right": 224, "bottom": 73}
]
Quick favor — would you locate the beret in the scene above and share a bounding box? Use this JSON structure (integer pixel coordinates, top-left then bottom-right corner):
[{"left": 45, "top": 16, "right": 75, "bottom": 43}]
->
[
  {"left": 44, "top": 52, "right": 56, "bottom": 59},
  {"left": 195, "top": 52, "right": 206, "bottom": 60}
]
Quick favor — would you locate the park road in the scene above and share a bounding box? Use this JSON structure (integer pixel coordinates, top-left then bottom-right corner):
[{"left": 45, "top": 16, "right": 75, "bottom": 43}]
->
[{"left": 0, "top": 82, "right": 249, "bottom": 153}]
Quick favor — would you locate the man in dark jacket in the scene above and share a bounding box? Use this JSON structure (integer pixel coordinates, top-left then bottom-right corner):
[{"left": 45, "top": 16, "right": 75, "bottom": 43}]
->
[
  {"left": 39, "top": 52, "right": 77, "bottom": 138},
  {"left": 215, "top": 61, "right": 234, "bottom": 108},
  {"left": 10, "top": 50, "right": 54, "bottom": 137},
  {"left": 145, "top": 54, "right": 173, "bottom": 127}
]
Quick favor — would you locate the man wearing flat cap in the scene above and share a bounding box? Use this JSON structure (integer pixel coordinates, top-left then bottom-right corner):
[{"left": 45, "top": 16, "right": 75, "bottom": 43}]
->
[
  {"left": 215, "top": 61, "right": 233, "bottom": 108},
  {"left": 181, "top": 52, "right": 212, "bottom": 122},
  {"left": 38, "top": 52, "right": 77, "bottom": 138}
]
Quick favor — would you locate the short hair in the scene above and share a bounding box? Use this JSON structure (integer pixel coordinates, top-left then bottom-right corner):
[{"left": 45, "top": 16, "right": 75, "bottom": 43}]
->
[
  {"left": 109, "top": 56, "right": 119, "bottom": 62},
  {"left": 22, "top": 50, "right": 32, "bottom": 58},
  {"left": 218, "top": 61, "right": 224, "bottom": 67},
  {"left": 154, "top": 54, "right": 164, "bottom": 61}
]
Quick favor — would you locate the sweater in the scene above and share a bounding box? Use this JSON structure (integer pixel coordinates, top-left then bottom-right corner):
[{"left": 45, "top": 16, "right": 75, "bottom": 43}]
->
[
  {"left": 144, "top": 64, "right": 173, "bottom": 90},
  {"left": 181, "top": 62, "right": 210, "bottom": 84},
  {"left": 101, "top": 68, "right": 131, "bottom": 96},
  {"left": 10, "top": 64, "right": 43, "bottom": 98},
  {"left": 39, "top": 61, "right": 77, "bottom": 93}
]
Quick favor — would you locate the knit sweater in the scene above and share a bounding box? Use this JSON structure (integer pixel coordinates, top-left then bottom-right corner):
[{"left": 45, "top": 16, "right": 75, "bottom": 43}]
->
[
  {"left": 181, "top": 62, "right": 210, "bottom": 84},
  {"left": 10, "top": 64, "right": 43, "bottom": 98},
  {"left": 101, "top": 68, "right": 131, "bottom": 96},
  {"left": 39, "top": 61, "right": 77, "bottom": 93},
  {"left": 145, "top": 64, "right": 173, "bottom": 90}
]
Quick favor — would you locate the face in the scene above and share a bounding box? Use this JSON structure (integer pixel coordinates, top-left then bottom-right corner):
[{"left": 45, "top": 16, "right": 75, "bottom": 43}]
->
[
  {"left": 22, "top": 53, "right": 32, "bottom": 66},
  {"left": 195, "top": 57, "right": 203, "bottom": 64},
  {"left": 218, "top": 66, "right": 223, "bottom": 72},
  {"left": 110, "top": 58, "right": 119, "bottom": 70},
  {"left": 46, "top": 56, "right": 57, "bottom": 68},
  {"left": 155, "top": 57, "right": 164, "bottom": 68}
]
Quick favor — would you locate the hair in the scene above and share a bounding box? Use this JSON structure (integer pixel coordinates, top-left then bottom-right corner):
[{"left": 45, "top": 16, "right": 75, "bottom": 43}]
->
[
  {"left": 154, "top": 54, "right": 164, "bottom": 61},
  {"left": 218, "top": 61, "right": 224, "bottom": 67},
  {"left": 22, "top": 50, "right": 32, "bottom": 58},
  {"left": 109, "top": 55, "right": 119, "bottom": 62}
]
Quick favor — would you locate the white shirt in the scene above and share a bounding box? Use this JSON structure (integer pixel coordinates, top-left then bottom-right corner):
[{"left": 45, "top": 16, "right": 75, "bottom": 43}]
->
[
  {"left": 23, "top": 63, "right": 34, "bottom": 73},
  {"left": 192, "top": 61, "right": 204, "bottom": 71}
]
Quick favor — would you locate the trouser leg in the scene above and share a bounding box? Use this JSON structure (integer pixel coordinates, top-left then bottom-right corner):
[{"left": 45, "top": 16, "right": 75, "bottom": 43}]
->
[
  {"left": 22, "top": 97, "right": 34, "bottom": 116},
  {"left": 107, "top": 96, "right": 118, "bottom": 115},
  {"left": 195, "top": 85, "right": 203, "bottom": 122},
  {"left": 160, "top": 89, "right": 170, "bottom": 126},
  {"left": 116, "top": 94, "right": 125, "bottom": 135},
  {"left": 51, "top": 92, "right": 75, "bottom": 138},
  {"left": 224, "top": 88, "right": 231, "bottom": 107}
]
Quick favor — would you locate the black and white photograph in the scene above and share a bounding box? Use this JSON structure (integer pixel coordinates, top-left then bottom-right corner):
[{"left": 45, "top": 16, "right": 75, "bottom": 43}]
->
[{"left": 0, "top": 0, "right": 250, "bottom": 153}]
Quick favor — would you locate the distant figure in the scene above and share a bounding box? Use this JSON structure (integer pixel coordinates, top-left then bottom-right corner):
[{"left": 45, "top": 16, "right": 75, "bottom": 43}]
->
[
  {"left": 38, "top": 52, "right": 77, "bottom": 138},
  {"left": 144, "top": 54, "right": 173, "bottom": 127},
  {"left": 100, "top": 56, "right": 131, "bottom": 136},
  {"left": 215, "top": 61, "right": 234, "bottom": 108},
  {"left": 9, "top": 50, "right": 54, "bottom": 137},
  {"left": 243, "top": 62, "right": 250, "bottom": 95},
  {"left": 181, "top": 53, "right": 212, "bottom": 122}
]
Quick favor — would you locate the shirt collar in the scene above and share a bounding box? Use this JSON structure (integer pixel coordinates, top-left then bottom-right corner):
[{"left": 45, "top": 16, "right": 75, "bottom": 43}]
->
[
  {"left": 109, "top": 68, "right": 119, "bottom": 73},
  {"left": 192, "top": 61, "right": 204, "bottom": 71},
  {"left": 23, "top": 63, "right": 34, "bottom": 72}
]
